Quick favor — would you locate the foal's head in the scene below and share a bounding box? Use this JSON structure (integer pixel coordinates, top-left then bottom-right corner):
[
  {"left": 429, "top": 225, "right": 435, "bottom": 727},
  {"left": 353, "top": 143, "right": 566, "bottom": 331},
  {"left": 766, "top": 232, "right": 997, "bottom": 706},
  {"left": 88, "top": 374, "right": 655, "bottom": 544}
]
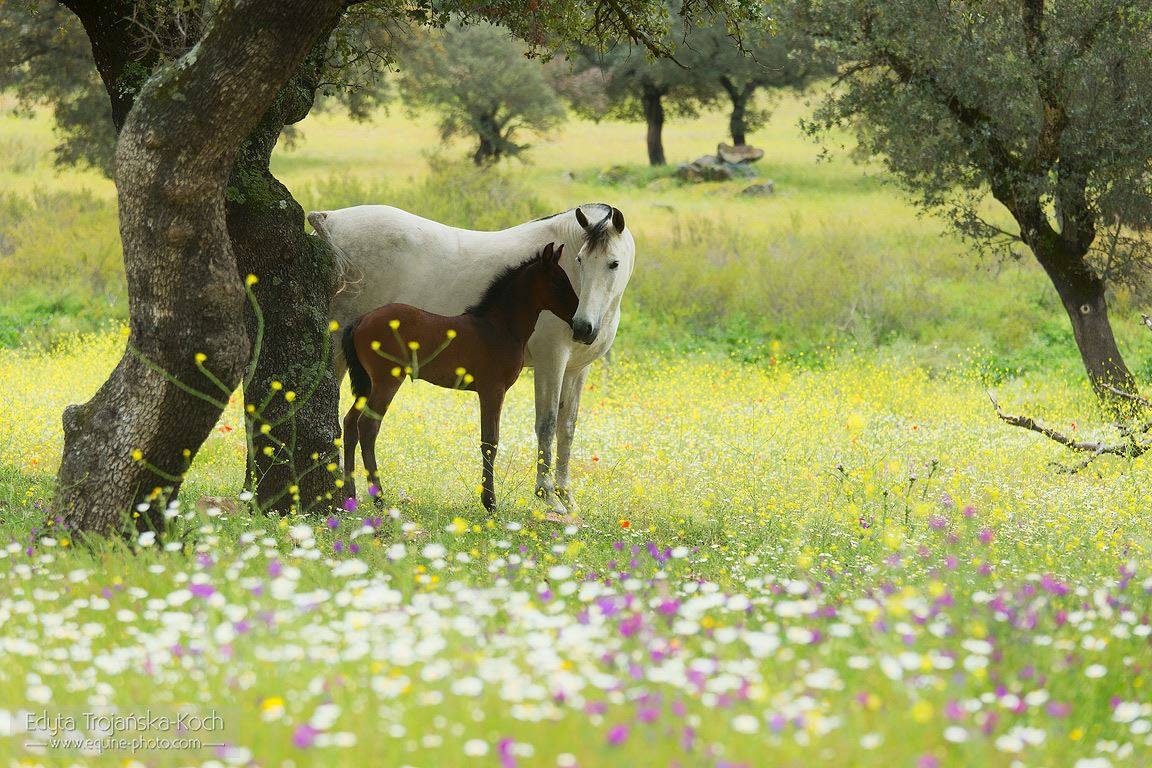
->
[
  {"left": 465, "top": 242, "right": 578, "bottom": 332},
  {"left": 528, "top": 242, "right": 578, "bottom": 326}
]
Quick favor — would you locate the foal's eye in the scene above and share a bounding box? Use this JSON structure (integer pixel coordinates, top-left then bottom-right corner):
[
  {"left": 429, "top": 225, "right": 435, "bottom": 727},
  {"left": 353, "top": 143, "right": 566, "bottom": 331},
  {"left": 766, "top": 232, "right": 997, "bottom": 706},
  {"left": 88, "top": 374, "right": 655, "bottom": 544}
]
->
[{"left": 609, "top": 261, "right": 620, "bottom": 270}]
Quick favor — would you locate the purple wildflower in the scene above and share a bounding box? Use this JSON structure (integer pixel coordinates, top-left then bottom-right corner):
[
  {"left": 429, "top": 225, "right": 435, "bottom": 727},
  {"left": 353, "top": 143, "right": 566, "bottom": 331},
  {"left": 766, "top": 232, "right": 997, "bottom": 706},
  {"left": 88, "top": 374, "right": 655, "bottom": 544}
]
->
[{"left": 292, "top": 724, "right": 318, "bottom": 749}]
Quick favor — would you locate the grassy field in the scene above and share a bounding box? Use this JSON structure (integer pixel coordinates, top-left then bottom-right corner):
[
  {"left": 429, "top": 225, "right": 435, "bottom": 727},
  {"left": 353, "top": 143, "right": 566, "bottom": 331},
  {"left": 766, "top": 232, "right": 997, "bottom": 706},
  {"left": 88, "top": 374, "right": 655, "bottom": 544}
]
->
[{"left": 1, "top": 93, "right": 1151, "bottom": 766}]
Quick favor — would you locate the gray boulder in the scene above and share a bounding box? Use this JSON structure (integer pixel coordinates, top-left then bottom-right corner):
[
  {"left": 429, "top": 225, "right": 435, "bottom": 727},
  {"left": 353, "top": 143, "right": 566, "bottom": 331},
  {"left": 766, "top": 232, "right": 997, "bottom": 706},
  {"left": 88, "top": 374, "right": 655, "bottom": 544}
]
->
[{"left": 717, "top": 143, "right": 765, "bottom": 164}]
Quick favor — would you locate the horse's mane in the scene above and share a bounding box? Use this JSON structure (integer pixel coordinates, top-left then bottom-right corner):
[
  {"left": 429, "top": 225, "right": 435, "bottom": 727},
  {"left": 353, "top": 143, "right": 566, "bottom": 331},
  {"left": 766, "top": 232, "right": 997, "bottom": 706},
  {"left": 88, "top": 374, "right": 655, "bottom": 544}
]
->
[
  {"left": 464, "top": 247, "right": 552, "bottom": 316},
  {"left": 581, "top": 207, "right": 617, "bottom": 253},
  {"left": 532, "top": 202, "right": 611, "bottom": 224}
]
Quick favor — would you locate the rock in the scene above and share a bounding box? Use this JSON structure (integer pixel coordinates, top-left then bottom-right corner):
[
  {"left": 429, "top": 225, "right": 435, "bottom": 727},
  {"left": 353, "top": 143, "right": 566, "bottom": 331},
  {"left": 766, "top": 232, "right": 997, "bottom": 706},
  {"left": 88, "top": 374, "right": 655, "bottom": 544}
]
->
[
  {"left": 674, "top": 150, "right": 760, "bottom": 183},
  {"left": 675, "top": 160, "right": 734, "bottom": 182},
  {"left": 740, "top": 181, "right": 776, "bottom": 196},
  {"left": 718, "top": 143, "right": 765, "bottom": 164},
  {"left": 598, "top": 165, "right": 632, "bottom": 184}
]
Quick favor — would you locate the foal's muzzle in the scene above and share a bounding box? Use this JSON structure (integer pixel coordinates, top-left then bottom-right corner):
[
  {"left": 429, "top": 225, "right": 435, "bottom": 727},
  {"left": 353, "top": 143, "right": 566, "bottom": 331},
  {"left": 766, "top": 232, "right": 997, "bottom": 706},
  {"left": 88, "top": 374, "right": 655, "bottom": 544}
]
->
[{"left": 571, "top": 318, "right": 597, "bottom": 345}]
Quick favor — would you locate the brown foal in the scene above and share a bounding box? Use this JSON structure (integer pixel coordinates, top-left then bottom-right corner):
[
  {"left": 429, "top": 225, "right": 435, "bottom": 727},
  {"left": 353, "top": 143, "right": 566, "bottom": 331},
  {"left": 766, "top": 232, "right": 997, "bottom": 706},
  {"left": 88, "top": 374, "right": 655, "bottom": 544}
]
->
[{"left": 340, "top": 243, "right": 578, "bottom": 510}]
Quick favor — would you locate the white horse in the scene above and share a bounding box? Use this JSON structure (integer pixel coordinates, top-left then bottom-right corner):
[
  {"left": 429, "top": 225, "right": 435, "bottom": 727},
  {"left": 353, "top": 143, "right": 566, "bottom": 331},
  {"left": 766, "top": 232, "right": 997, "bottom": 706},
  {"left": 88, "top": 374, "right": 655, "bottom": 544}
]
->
[{"left": 307, "top": 202, "right": 635, "bottom": 516}]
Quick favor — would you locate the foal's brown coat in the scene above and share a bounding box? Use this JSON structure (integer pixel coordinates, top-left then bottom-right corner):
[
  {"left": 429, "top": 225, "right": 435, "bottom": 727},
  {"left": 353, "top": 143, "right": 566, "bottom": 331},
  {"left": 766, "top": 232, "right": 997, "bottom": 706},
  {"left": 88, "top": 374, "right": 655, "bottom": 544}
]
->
[{"left": 341, "top": 243, "right": 578, "bottom": 510}]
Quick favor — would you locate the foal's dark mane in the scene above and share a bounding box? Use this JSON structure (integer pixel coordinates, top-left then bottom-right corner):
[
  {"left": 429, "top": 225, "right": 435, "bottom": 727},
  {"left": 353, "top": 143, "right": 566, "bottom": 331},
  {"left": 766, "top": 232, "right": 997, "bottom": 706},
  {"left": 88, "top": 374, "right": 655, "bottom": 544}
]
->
[{"left": 464, "top": 248, "right": 554, "bottom": 316}]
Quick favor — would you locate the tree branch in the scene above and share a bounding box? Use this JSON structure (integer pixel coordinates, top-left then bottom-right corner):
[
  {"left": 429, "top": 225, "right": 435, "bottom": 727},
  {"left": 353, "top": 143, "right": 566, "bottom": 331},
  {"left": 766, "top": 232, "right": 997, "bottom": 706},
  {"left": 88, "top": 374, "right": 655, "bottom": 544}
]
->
[{"left": 989, "top": 391, "right": 1151, "bottom": 472}]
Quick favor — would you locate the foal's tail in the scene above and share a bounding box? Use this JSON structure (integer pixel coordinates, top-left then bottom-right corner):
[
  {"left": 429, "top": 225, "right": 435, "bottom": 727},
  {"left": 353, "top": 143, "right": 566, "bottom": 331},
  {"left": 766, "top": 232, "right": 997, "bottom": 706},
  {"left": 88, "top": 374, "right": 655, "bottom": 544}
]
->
[{"left": 341, "top": 319, "right": 372, "bottom": 399}]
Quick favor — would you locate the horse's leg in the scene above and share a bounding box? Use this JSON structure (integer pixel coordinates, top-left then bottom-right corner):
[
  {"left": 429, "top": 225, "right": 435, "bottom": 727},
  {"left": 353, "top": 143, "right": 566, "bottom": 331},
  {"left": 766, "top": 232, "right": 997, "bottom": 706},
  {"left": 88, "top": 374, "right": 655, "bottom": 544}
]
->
[
  {"left": 358, "top": 378, "right": 401, "bottom": 505},
  {"left": 555, "top": 365, "right": 590, "bottom": 515},
  {"left": 341, "top": 404, "right": 360, "bottom": 500},
  {"left": 532, "top": 350, "right": 568, "bottom": 514},
  {"left": 478, "top": 387, "right": 504, "bottom": 512}
]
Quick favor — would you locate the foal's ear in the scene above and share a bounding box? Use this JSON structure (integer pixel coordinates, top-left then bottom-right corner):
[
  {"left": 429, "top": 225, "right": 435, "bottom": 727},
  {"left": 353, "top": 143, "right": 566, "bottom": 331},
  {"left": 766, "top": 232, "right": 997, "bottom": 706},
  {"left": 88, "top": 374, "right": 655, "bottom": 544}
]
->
[
  {"left": 553, "top": 243, "right": 564, "bottom": 262},
  {"left": 541, "top": 242, "right": 555, "bottom": 261},
  {"left": 574, "top": 207, "right": 590, "bottom": 231},
  {"left": 611, "top": 207, "right": 626, "bottom": 233}
]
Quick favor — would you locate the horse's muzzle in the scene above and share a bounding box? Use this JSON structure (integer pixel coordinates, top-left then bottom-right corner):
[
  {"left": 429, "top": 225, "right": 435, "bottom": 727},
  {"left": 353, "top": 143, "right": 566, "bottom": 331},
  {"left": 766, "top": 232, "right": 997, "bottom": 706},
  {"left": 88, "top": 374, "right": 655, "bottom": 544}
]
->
[{"left": 571, "top": 318, "right": 597, "bottom": 345}]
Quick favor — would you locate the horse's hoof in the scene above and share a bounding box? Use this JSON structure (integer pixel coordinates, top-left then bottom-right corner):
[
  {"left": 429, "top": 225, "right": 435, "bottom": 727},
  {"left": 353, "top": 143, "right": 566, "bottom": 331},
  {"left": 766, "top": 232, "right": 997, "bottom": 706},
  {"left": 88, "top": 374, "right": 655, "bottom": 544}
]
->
[
  {"left": 535, "top": 485, "right": 568, "bottom": 514},
  {"left": 555, "top": 488, "right": 578, "bottom": 515},
  {"left": 542, "top": 510, "right": 582, "bottom": 525}
]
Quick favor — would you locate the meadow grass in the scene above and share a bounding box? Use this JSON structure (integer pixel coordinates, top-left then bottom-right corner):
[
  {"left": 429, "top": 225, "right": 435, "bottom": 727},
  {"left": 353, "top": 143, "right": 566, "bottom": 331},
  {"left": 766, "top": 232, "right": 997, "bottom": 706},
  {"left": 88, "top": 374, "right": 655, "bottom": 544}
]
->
[
  {"left": 1, "top": 92, "right": 1152, "bottom": 766},
  {"left": 1, "top": 331, "right": 1151, "bottom": 766},
  {"left": 5, "top": 93, "right": 1152, "bottom": 373}
]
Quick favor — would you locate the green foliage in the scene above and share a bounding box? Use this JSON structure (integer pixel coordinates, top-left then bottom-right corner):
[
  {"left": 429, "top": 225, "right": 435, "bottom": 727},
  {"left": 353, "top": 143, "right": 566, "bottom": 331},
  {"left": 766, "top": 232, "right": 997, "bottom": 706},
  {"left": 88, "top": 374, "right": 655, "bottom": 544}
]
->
[
  {"left": 679, "top": 15, "right": 834, "bottom": 142},
  {"left": 565, "top": 14, "right": 714, "bottom": 124},
  {"left": 798, "top": 0, "right": 1152, "bottom": 286},
  {"left": 0, "top": 1, "right": 117, "bottom": 174},
  {"left": 397, "top": 21, "right": 567, "bottom": 164}
]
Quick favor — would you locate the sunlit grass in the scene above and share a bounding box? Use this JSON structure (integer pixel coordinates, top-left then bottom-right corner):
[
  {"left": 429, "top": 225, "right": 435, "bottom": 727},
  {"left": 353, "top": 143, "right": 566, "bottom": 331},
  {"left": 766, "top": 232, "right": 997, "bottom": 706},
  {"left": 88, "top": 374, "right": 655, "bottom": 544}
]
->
[{"left": 2, "top": 332, "right": 1151, "bottom": 766}]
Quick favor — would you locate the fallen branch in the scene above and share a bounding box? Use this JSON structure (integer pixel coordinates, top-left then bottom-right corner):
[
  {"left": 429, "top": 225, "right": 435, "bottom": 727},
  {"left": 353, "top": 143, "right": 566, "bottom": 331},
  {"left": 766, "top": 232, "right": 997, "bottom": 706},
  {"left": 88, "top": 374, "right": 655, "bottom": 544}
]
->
[{"left": 987, "top": 392, "right": 1150, "bottom": 473}]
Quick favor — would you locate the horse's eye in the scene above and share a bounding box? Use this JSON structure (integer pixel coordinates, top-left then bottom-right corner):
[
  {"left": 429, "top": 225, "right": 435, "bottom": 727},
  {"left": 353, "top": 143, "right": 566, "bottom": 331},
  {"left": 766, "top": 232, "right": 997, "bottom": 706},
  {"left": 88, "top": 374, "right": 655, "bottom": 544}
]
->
[
  {"left": 609, "top": 261, "right": 620, "bottom": 270},
  {"left": 576, "top": 256, "right": 582, "bottom": 264}
]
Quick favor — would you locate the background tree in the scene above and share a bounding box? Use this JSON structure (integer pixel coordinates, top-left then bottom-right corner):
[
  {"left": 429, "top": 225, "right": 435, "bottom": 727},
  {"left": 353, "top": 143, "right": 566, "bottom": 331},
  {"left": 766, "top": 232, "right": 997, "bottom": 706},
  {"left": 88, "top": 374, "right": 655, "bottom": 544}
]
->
[
  {"left": 566, "top": 9, "right": 715, "bottom": 166},
  {"left": 397, "top": 21, "right": 566, "bottom": 165},
  {"left": 798, "top": 0, "right": 1152, "bottom": 411},
  {"left": 684, "top": 18, "right": 832, "bottom": 146}
]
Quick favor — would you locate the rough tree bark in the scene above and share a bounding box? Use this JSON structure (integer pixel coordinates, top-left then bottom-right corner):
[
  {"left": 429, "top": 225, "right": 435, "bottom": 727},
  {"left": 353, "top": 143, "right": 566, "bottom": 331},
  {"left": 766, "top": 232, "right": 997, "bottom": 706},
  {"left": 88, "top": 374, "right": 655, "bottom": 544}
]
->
[
  {"left": 60, "top": 1, "right": 347, "bottom": 517},
  {"left": 54, "top": 0, "right": 347, "bottom": 534},
  {"left": 227, "top": 27, "right": 342, "bottom": 514},
  {"left": 640, "top": 81, "right": 667, "bottom": 166}
]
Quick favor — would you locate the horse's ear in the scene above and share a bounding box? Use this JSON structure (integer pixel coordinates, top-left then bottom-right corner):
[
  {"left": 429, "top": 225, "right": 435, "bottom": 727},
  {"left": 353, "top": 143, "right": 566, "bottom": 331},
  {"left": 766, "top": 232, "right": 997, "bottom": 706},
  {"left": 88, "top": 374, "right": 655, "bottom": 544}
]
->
[
  {"left": 611, "top": 207, "right": 625, "bottom": 233},
  {"left": 575, "top": 207, "right": 590, "bottom": 231}
]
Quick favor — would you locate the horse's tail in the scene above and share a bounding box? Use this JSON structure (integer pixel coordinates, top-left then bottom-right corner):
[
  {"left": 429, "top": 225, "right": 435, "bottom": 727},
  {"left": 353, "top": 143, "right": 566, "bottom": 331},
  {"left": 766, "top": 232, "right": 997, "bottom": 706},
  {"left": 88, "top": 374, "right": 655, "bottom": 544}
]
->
[
  {"left": 308, "top": 210, "right": 359, "bottom": 293},
  {"left": 341, "top": 319, "right": 371, "bottom": 399}
]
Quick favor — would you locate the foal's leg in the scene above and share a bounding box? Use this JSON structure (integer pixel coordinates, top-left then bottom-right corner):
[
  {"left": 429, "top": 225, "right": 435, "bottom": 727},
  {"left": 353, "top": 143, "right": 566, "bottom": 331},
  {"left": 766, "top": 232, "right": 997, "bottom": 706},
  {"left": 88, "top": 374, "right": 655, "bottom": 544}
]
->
[
  {"left": 478, "top": 387, "right": 505, "bottom": 512},
  {"left": 555, "top": 365, "right": 590, "bottom": 514},
  {"left": 358, "top": 378, "right": 402, "bottom": 504},
  {"left": 342, "top": 404, "right": 360, "bottom": 500},
  {"left": 531, "top": 349, "right": 569, "bottom": 514}
]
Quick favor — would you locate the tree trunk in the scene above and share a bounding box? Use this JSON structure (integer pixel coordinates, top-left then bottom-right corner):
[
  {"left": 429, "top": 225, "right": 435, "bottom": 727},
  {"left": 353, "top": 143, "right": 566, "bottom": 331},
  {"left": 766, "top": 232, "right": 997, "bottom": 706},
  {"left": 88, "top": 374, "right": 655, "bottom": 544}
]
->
[
  {"left": 54, "top": 0, "right": 347, "bottom": 535},
  {"left": 994, "top": 170, "right": 1140, "bottom": 416},
  {"left": 720, "top": 77, "right": 756, "bottom": 147},
  {"left": 59, "top": 0, "right": 176, "bottom": 130},
  {"left": 1032, "top": 240, "right": 1139, "bottom": 408},
  {"left": 227, "top": 30, "right": 342, "bottom": 514},
  {"left": 640, "top": 83, "right": 666, "bottom": 166},
  {"left": 473, "top": 111, "right": 501, "bottom": 165}
]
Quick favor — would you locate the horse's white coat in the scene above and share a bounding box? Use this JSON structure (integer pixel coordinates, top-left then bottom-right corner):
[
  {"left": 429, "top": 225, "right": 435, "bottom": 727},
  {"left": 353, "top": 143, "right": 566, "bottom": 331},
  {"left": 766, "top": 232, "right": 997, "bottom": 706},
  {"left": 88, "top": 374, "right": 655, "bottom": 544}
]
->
[{"left": 308, "top": 202, "right": 635, "bottom": 514}]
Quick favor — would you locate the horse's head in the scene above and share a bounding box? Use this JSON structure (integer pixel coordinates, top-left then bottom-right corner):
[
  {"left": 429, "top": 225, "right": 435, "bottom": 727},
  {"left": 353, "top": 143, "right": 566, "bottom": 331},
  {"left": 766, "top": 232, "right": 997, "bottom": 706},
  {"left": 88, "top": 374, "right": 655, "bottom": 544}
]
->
[
  {"left": 534, "top": 243, "right": 579, "bottom": 326},
  {"left": 568, "top": 205, "right": 634, "bottom": 345}
]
